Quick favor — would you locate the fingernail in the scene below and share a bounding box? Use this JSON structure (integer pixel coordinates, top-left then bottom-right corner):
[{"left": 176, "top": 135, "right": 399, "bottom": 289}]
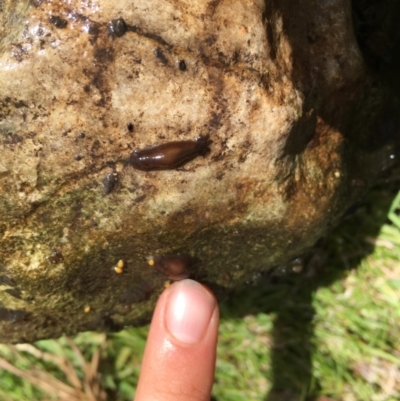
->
[{"left": 165, "top": 279, "right": 216, "bottom": 344}]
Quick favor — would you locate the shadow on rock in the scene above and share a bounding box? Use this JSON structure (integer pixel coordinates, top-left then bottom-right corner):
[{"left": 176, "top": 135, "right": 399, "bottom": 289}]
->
[{"left": 216, "top": 174, "right": 400, "bottom": 401}]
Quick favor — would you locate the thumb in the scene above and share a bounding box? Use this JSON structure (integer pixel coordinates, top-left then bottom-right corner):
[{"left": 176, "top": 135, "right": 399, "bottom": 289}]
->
[{"left": 135, "top": 279, "right": 219, "bottom": 401}]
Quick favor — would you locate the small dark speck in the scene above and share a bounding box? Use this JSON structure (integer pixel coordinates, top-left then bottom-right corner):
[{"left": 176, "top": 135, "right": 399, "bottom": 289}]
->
[
  {"left": 49, "top": 15, "right": 68, "bottom": 29},
  {"left": 154, "top": 47, "right": 168, "bottom": 65},
  {"left": 216, "top": 172, "right": 224, "bottom": 181},
  {"left": 102, "top": 172, "right": 118, "bottom": 195},
  {"left": 10, "top": 133, "right": 23, "bottom": 144},
  {"left": 205, "top": 34, "right": 218, "bottom": 46},
  {"left": 98, "top": 314, "right": 120, "bottom": 331},
  {"left": 15, "top": 100, "right": 28, "bottom": 108},
  {"left": 134, "top": 194, "right": 146, "bottom": 203},
  {"left": 77, "top": 132, "right": 85, "bottom": 139},
  {"left": 178, "top": 60, "right": 187, "bottom": 71},
  {"left": 86, "top": 22, "right": 100, "bottom": 35},
  {"left": 127, "top": 123, "right": 134, "bottom": 132},
  {"left": 108, "top": 18, "right": 127, "bottom": 37},
  {"left": 74, "top": 155, "right": 83, "bottom": 161},
  {"left": 48, "top": 249, "right": 64, "bottom": 264},
  {"left": 31, "top": 0, "right": 43, "bottom": 7}
]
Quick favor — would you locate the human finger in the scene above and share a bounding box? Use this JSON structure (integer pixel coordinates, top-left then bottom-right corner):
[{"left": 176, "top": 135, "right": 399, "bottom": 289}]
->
[{"left": 134, "top": 279, "right": 219, "bottom": 401}]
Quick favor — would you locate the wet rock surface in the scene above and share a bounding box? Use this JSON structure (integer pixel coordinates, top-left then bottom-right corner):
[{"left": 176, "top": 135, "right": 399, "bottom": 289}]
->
[{"left": 0, "top": 0, "right": 399, "bottom": 342}]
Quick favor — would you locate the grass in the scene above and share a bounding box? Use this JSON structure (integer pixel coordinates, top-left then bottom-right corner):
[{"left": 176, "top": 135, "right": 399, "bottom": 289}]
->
[{"left": 0, "top": 185, "right": 399, "bottom": 401}]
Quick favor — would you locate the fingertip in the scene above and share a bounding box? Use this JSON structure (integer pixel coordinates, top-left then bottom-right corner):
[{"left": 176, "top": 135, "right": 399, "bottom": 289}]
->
[
  {"left": 164, "top": 279, "right": 218, "bottom": 345},
  {"left": 135, "top": 280, "right": 219, "bottom": 401}
]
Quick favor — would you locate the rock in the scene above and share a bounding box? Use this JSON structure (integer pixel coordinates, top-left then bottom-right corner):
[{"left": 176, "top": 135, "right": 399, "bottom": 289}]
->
[{"left": 0, "top": 0, "right": 398, "bottom": 342}]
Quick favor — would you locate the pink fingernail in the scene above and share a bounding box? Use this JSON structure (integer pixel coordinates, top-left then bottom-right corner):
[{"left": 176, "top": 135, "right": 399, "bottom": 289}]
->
[{"left": 165, "top": 280, "right": 216, "bottom": 344}]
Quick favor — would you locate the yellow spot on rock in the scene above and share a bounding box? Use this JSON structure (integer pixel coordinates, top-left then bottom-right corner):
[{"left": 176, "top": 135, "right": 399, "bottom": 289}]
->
[{"left": 84, "top": 306, "right": 91, "bottom": 313}]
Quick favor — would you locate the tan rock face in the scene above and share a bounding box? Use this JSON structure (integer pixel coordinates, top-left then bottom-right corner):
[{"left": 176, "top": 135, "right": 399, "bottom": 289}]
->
[{"left": 0, "top": 0, "right": 398, "bottom": 342}]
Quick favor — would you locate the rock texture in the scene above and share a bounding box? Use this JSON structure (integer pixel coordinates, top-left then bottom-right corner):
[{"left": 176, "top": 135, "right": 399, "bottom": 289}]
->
[{"left": 0, "top": 0, "right": 398, "bottom": 342}]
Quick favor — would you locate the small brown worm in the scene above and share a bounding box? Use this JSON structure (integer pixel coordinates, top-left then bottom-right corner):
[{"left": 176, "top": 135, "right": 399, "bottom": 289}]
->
[
  {"left": 129, "top": 135, "right": 211, "bottom": 171},
  {"left": 149, "top": 254, "right": 197, "bottom": 281}
]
